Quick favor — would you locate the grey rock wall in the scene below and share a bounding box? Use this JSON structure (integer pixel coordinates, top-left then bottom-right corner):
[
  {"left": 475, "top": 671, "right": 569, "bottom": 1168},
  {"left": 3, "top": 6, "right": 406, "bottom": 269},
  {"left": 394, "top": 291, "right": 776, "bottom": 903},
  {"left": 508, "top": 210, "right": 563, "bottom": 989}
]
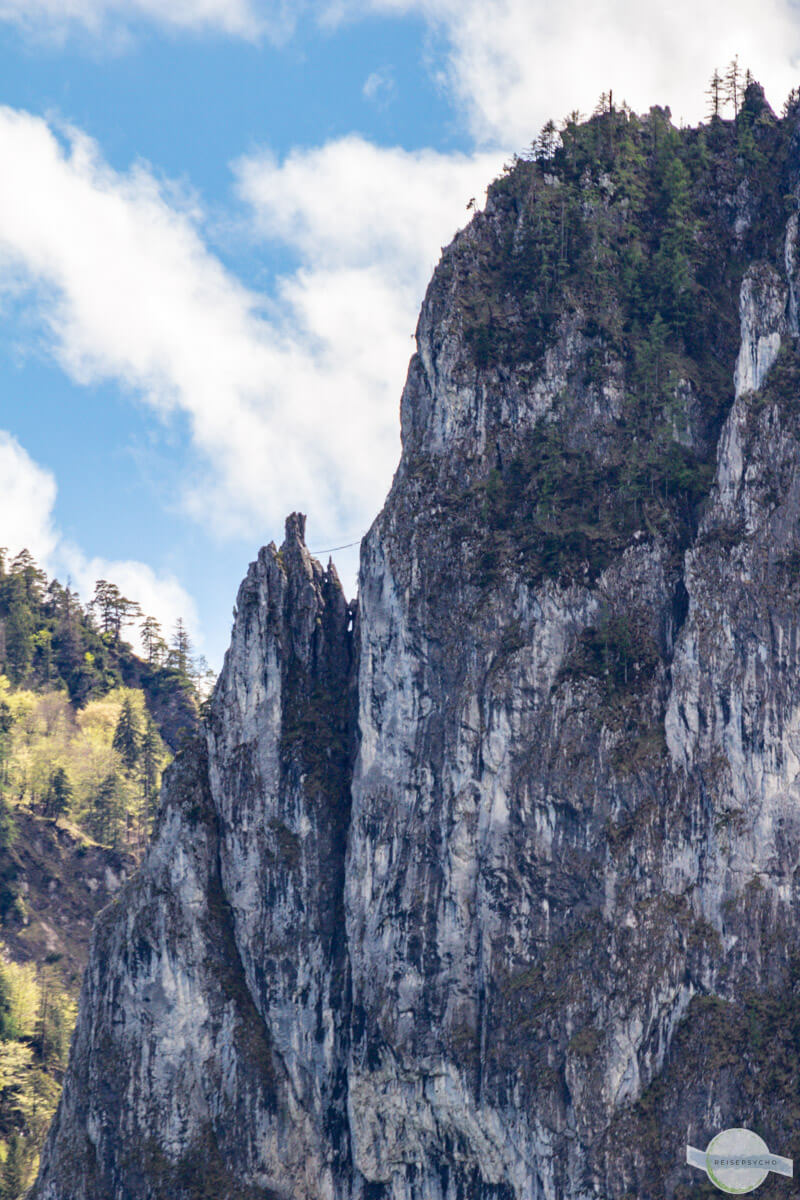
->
[{"left": 31, "top": 113, "right": 800, "bottom": 1200}]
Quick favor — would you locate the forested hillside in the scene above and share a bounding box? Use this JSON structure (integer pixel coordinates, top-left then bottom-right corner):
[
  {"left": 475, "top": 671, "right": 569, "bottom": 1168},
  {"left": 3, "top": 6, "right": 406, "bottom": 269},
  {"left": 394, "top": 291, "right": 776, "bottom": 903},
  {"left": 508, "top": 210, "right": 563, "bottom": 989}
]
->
[
  {"left": 0, "top": 548, "right": 207, "bottom": 749},
  {"left": 0, "top": 547, "right": 209, "bottom": 1195}
]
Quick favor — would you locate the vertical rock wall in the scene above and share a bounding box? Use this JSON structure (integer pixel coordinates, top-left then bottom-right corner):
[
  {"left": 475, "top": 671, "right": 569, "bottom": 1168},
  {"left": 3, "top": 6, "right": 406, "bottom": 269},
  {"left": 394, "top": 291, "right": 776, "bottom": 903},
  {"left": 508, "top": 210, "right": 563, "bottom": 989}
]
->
[
  {"left": 33, "top": 522, "right": 355, "bottom": 1200},
  {"left": 31, "top": 98, "right": 800, "bottom": 1200}
]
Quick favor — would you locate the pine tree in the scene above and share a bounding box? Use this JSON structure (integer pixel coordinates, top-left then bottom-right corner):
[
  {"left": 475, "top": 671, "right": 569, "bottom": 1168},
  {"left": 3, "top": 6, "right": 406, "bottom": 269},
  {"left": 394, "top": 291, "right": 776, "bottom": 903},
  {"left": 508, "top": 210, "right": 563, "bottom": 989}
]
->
[
  {"left": 1, "top": 1133, "right": 26, "bottom": 1200},
  {"left": 140, "top": 616, "right": 166, "bottom": 667},
  {"left": 43, "top": 767, "right": 72, "bottom": 820},
  {"left": 92, "top": 773, "right": 122, "bottom": 846},
  {"left": 115, "top": 596, "right": 142, "bottom": 645},
  {"left": 706, "top": 68, "right": 723, "bottom": 119},
  {"left": 140, "top": 715, "right": 161, "bottom": 822},
  {"left": 170, "top": 619, "right": 192, "bottom": 677},
  {"left": 90, "top": 582, "right": 140, "bottom": 643},
  {"left": 55, "top": 586, "right": 82, "bottom": 678},
  {"left": 38, "top": 962, "right": 50, "bottom": 1068},
  {"left": 191, "top": 654, "right": 216, "bottom": 693},
  {"left": 535, "top": 119, "right": 559, "bottom": 162},
  {"left": 112, "top": 698, "right": 140, "bottom": 774},
  {"left": 10, "top": 550, "right": 46, "bottom": 604},
  {"left": 725, "top": 55, "right": 741, "bottom": 115},
  {"left": 0, "top": 699, "right": 14, "bottom": 852},
  {"left": 89, "top": 580, "right": 120, "bottom": 636},
  {"left": 2, "top": 567, "right": 34, "bottom": 684},
  {"left": 31, "top": 628, "right": 53, "bottom": 684},
  {"left": 783, "top": 88, "right": 800, "bottom": 118}
]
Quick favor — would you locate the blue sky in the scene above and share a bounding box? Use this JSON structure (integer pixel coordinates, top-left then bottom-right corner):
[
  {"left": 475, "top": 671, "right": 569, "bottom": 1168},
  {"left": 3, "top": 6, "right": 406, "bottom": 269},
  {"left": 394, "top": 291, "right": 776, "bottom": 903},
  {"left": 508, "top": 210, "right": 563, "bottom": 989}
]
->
[{"left": 0, "top": 0, "right": 798, "bottom": 669}]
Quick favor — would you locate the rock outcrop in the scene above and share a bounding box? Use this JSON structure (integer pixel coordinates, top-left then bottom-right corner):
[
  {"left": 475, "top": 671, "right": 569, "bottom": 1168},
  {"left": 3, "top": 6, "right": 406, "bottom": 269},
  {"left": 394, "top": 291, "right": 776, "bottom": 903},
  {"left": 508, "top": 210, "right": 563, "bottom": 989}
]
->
[{"left": 32, "top": 86, "right": 800, "bottom": 1200}]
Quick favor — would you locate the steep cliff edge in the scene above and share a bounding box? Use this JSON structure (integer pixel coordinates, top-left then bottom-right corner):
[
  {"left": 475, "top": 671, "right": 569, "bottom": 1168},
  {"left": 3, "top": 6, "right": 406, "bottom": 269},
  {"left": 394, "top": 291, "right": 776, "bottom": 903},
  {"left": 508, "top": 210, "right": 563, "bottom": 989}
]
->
[
  {"left": 32, "top": 86, "right": 800, "bottom": 1200},
  {"left": 32, "top": 526, "right": 355, "bottom": 1200}
]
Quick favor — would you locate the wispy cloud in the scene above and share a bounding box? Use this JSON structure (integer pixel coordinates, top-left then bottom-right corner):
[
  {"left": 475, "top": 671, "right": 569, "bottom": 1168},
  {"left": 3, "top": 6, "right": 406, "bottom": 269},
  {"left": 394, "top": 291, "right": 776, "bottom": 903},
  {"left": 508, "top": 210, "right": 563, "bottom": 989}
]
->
[
  {"left": 0, "top": 109, "right": 500, "bottom": 557},
  {"left": 363, "top": 65, "right": 396, "bottom": 107},
  {"left": 0, "top": 430, "right": 198, "bottom": 645},
  {"left": 0, "top": 0, "right": 298, "bottom": 42}
]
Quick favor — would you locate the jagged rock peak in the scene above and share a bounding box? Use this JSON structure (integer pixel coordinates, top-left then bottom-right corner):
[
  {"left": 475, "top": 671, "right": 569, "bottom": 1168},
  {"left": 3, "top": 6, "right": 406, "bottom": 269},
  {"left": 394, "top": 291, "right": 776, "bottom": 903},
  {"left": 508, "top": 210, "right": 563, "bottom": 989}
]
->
[{"left": 32, "top": 96, "right": 800, "bottom": 1200}]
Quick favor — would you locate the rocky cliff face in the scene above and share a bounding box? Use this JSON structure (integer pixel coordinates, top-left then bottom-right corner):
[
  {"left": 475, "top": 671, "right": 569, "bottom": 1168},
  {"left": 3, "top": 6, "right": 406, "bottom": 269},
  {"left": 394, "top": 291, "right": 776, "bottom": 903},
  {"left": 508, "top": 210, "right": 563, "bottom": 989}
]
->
[{"left": 31, "top": 86, "right": 800, "bottom": 1200}]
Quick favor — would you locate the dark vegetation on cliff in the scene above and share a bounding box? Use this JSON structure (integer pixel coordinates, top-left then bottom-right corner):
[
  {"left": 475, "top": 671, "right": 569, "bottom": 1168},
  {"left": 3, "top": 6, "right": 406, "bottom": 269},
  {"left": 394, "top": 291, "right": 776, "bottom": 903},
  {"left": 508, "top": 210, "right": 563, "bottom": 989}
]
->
[
  {"left": 394, "top": 75, "right": 798, "bottom": 764},
  {"left": 426, "top": 79, "right": 791, "bottom": 594}
]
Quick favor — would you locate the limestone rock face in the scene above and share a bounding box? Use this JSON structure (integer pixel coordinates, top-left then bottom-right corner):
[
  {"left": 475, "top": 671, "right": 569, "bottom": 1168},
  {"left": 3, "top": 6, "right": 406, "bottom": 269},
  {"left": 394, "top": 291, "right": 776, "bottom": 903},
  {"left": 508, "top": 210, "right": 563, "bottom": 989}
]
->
[
  {"left": 33, "top": 528, "right": 355, "bottom": 1200},
  {"left": 733, "top": 262, "right": 787, "bottom": 398},
  {"left": 32, "top": 99, "right": 800, "bottom": 1200}
]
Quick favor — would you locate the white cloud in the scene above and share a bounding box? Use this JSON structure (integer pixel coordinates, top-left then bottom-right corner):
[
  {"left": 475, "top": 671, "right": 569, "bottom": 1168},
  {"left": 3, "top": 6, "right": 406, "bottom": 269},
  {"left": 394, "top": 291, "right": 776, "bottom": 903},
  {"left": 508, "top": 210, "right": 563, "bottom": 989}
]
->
[
  {"left": 0, "top": 109, "right": 500, "bottom": 562},
  {"left": 0, "top": 429, "right": 198, "bottom": 647},
  {"left": 0, "top": 431, "right": 59, "bottom": 566},
  {"left": 330, "top": 0, "right": 800, "bottom": 146},
  {"left": 230, "top": 139, "right": 500, "bottom": 547},
  {"left": 235, "top": 134, "right": 498, "bottom": 273},
  {"left": 186, "top": 134, "right": 499, "bottom": 536},
  {"left": 0, "top": 0, "right": 274, "bottom": 41}
]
